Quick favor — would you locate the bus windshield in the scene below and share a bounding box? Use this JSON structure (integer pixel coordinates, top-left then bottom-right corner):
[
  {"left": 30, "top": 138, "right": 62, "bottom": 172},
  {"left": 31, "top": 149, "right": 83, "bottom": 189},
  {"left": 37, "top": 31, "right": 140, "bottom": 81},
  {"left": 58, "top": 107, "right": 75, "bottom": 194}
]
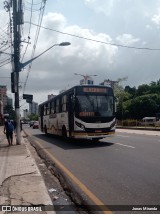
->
[{"left": 76, "top": 95, "right": 114, "bottom": 117}]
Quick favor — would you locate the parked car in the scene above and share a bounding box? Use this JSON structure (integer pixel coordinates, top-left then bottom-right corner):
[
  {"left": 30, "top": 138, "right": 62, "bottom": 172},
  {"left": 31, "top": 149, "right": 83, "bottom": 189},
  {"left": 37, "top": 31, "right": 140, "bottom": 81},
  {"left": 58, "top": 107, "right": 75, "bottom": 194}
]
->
[
  {"left": 32, "top": 121, "right": 39, "bottom": 129},
  {"left": 29, "top": 121, "right": 34, "bottom": 127},
  {"left": 140, "top": 117, "right": 156, "bottom": 126}
]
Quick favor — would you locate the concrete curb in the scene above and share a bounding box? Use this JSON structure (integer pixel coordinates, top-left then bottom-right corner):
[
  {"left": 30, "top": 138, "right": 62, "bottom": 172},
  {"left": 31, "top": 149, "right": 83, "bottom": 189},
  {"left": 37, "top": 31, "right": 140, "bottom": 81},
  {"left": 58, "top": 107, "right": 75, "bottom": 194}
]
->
[{"left": 24, "top": 130, "right": 101, "bottom": 213}]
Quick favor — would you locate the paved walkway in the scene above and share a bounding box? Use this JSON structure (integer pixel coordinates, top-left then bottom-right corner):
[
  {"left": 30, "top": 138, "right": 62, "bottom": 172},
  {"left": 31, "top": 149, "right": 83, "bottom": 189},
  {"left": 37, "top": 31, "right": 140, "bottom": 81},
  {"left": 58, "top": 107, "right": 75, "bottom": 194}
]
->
[
  {"left": 117, "top": 128, "right": 160, "bottom": 136},
  {"left": 0, "top": 126, "right": 55, "bottom": 214}
]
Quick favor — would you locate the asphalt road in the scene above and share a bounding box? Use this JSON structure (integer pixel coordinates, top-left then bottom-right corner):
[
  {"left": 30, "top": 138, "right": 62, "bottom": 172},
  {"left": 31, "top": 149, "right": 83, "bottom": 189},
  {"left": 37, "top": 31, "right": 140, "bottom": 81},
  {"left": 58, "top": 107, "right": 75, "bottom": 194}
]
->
[{"left": 24, "top": 125, "right": 160, "bottom": 213}]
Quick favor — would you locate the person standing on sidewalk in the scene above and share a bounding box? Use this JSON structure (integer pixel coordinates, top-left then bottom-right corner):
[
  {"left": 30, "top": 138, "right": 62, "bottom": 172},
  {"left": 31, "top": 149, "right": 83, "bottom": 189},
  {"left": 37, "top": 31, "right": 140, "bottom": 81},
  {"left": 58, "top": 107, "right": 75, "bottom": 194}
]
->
[{"left": 4, "top": 118, "right": 14, "bottom": 146}]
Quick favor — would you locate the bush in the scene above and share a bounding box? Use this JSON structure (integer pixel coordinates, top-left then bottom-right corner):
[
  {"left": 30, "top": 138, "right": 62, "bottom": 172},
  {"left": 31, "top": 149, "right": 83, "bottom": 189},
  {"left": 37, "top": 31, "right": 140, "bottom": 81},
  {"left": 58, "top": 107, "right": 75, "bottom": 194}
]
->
[{"left": 117, "top": 119, "right": 138, "bottom": 126}]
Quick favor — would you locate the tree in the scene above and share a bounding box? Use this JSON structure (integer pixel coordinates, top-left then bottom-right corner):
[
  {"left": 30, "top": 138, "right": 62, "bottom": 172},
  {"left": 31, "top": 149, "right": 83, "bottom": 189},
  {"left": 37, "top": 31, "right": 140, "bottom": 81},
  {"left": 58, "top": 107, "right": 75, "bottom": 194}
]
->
[
  {"left": 124, "top": 86, "right": 136, "bottom": 98},
  {"left": 123, "top": 94, "right": 160, "bottom": 119},
  {"left": 136, "top": 84, "right": 150, "bottom": 96},
  {"left": 4, "top": 105, "right": 16, "bottom": 119},
  {"left": 114, "top": 79, "right": 130, "bottom": 120},
  {"left": 28, "top": 113, "right": 38, "bottom": 121},
  {"left": 114, "top": 79, "right": 160, "bottom": 120}
]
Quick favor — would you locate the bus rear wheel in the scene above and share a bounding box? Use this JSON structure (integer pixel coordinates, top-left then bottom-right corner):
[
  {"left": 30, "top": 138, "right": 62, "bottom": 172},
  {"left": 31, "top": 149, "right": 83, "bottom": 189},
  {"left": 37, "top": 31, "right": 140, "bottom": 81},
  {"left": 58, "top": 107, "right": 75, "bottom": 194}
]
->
[
  {"left": 62, "top": 126, "right": 67, "bottom": 139},
  {"left": 45, "top": 126, "right": 48, "bottom": 135}
]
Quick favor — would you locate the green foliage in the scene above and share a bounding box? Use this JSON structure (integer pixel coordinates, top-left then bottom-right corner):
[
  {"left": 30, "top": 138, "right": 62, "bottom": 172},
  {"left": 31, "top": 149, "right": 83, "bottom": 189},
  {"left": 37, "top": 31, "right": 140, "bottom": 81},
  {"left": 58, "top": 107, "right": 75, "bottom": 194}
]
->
[
  {"left": 28, "top": 113, "right": 38, "bottom": 121},
  {"left": 115, "top": 79, "right": 160, "bottom": 120},
  {"left": 117, "top": 119, "right": 138, "bottom": 126},
  {"left": 136, "top": 84, "right": 150, "bottom": 96},
  {"left": 124, "top": 86, "right": 136, "bottom": 98},
  {"left": 124, "top": 94, "right": 160, "bottom": 119},
  {"left": 4, "top": 105, "right": 16, "bottom": 120}
]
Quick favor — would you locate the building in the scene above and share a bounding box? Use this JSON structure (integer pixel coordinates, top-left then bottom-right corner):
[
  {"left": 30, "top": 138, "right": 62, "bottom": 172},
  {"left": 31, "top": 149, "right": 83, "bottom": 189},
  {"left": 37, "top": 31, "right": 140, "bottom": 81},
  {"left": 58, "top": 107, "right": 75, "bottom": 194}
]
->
[
  {"left": 100, "top": 79, "right": 118, "bottom": 89},
  {"left": 23, "top": 109, "right": 29, "bottom": 119},
  {"left": 29, "top": 101, "right": 38, "bottom": 115},
  {"left": 7, "top": 97, "right": 13, "bottom": 107},
  {"left": 0, "top": 85, "right": 7, "bottom": 111}
]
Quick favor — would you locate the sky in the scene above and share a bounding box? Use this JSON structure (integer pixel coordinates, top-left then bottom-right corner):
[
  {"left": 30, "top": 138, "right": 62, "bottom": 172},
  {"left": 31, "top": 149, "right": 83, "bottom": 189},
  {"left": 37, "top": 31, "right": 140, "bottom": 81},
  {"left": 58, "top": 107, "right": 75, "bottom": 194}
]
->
[{"left": 0, "top": 0, "right": 160, "bottom": 109}]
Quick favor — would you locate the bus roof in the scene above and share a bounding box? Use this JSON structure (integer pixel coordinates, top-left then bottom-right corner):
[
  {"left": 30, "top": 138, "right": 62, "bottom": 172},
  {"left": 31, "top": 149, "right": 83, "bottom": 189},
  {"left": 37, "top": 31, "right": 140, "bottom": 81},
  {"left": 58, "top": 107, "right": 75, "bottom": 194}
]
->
[{"left": 39, "top": 85, "right": 113, "bottom": 106}]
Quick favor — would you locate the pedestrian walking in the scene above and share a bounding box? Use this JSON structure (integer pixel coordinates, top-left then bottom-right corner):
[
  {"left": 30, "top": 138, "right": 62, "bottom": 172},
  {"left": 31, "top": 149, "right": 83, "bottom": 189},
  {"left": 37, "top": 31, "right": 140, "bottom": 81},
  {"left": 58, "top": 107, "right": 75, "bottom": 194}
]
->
[
  {"left": 4, "top": 118, "right": 14, "bottom": 146},
  {"left": 13, "top": 119, "right": 16, "bottom": 133}
]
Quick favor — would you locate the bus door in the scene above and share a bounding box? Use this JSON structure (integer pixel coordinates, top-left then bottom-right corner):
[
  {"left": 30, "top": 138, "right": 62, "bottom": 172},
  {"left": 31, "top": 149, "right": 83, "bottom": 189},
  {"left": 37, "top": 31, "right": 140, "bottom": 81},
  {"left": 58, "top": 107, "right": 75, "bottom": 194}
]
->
[
  {"left": 40, "top": 106, "right": 44, "bottom": 132},
  {"left": 68, "top": 94, "right": 74, "bottom": 137}
]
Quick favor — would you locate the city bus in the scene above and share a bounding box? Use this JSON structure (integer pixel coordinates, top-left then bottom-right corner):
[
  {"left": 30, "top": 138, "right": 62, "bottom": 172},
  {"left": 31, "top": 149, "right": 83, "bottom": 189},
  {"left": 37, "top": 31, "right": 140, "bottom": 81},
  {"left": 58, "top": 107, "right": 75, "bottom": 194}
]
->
[{"left": 38, "top": 85, "right": 116, "bottom": 141}]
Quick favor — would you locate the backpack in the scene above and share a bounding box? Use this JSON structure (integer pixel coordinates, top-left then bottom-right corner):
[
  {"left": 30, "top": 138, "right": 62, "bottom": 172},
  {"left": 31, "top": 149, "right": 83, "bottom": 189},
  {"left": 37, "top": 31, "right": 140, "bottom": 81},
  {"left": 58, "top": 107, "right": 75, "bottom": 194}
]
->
[{"left": 6, "top": 121, "right": 14, "bottom": 132}]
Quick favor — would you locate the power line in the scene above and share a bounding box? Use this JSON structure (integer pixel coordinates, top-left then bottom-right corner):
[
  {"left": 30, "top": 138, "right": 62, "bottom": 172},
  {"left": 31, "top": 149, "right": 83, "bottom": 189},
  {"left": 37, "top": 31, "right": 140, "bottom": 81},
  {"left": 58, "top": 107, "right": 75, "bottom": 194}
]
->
[
  {"left": 23, "top": 0, "right": 47, "bottom": 94},
  {"left": 26, "top": 0, "right": 42, "bottom": 6},
  {"left": 0, "top": 60, "right": 11, "bottom": 68},
  {"left": 21, "top": 0, "right": 33, "bottom": 62},
  {"left": 24, "top": 6, "right": 44, "bottom": 12},
  {"left": 0, "top": 57, "right": 10, "bottom": 65},
  {"left": 25, "top": 21, "right": 160, "bottom": 51}
]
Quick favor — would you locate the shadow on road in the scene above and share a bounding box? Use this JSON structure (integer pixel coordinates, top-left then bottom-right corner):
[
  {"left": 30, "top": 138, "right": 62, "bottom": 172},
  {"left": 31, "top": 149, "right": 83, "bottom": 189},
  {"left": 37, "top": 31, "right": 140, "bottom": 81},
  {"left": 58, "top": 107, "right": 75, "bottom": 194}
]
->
[{"left": 31, "top": 133, "right": 114, "bottom": 150}]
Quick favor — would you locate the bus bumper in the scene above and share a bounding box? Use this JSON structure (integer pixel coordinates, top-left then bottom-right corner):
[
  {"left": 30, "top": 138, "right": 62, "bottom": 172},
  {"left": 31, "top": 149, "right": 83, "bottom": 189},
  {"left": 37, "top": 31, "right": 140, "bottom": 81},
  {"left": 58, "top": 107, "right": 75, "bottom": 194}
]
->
[{"left": 72, "top": 131, "right": 115, "bottom": 140}]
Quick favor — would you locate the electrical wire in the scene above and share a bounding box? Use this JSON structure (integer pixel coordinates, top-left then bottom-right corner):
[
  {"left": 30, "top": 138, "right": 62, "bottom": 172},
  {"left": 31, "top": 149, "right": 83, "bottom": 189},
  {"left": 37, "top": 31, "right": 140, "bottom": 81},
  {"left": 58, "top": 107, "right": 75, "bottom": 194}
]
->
[
  {"left": 21, "top": 0, "right": 33, "bottom": 62},
  {"left": 0, "top": 57, "right": 10, "bottom": 65},
  {"left": 25, "top": 21, "right": 160, "bottom": 51},
  {"left": 26, "top": 0, "right": 42, "bottom": 5},
  {"left": 0, "top": 60, "right": 11, "bottom": 68},
  {"left": 24, "top": 6, "right": 44, "bottom": 12},
  {"left": 23, "top": 0, "right": 47, "bottom": 94}
]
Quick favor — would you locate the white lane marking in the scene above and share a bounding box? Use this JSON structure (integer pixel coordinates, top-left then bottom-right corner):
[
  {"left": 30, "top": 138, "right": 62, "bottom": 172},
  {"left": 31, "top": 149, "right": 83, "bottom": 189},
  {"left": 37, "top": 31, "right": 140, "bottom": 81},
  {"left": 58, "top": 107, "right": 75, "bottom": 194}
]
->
[
  {"left": 114, "top": 143, "right": 135, "bottom": 149},
  {"left": 116, "top": 134, "right": 130, "bottom": 138}
]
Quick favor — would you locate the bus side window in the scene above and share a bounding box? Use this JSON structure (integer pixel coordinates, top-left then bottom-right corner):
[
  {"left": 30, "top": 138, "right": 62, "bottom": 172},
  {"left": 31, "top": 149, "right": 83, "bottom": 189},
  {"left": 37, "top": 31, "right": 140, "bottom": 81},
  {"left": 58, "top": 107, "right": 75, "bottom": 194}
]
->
[
  {"left": 51, "top": 101, "right": 55, "bottom": 113},
  {"left": 44, "top": 104, "right": 47, "bottom": 115},
  {"left": 56, "top": 99, "right": 59, "bottom": 113},
  {"left": 59, "top": 99, "right": 62, "bottom": 113},
  {"left": 47, "top": 103, "right": 50, "bottom": 115},
  {"left": 62, "top": 95, "right": 67, "bottom": 112},
  {"left": 41, "top": 106, "right": 44, "bottom": 116}
]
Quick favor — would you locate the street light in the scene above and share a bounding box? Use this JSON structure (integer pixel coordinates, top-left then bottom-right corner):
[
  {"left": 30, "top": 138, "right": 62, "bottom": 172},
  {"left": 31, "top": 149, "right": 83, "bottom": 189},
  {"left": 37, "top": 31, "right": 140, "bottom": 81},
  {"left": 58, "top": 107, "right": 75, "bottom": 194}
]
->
[
  {"left": 74, "top": 73, "right": 97, "bottom": 85},
  {"left": 16, "top": 42, "right": 71, "bottom": 144},
  {"left": 19, "top": 42, "right": 71, "bottom": 69},
  {"left": 59, "top": 42, "right": 71, "bottom": 46}
]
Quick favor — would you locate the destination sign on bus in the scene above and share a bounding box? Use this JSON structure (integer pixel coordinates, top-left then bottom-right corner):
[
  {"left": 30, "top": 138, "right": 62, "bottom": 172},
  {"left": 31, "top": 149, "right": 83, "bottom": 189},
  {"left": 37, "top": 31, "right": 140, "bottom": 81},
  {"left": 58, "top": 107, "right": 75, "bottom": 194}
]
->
[{"left": 83, "top": 88, "right": 107, "bottom": 93}]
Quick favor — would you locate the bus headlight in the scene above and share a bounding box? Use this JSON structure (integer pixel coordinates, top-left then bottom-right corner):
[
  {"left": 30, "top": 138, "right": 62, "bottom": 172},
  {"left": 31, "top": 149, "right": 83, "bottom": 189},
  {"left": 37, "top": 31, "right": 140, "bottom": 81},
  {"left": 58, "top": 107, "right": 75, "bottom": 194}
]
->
[
  {"left": 75, "top": 121, "right": 85, "bottom": 130},
  {"left": 110, "top": 121, "right": 116, "bottom": 129}
]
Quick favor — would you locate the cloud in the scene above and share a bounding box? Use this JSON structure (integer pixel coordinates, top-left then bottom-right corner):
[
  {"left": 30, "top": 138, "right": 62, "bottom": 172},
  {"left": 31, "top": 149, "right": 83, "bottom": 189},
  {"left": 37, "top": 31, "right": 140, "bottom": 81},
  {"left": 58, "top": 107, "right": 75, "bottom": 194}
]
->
[
  {"left": 21, "top": 12, "right": 118, "bottom": 100},
  {"left": 1, "top": 1, "right": 160, "bottom": 106},
  {"left": 116, "top": 34, "right": 140, "bottom": 46},
  {"left": 84, "top": 0, "right": 114, "bottom": 16},
  {"left": 151, "top": 8, "right": 160, "bottom": 27}
]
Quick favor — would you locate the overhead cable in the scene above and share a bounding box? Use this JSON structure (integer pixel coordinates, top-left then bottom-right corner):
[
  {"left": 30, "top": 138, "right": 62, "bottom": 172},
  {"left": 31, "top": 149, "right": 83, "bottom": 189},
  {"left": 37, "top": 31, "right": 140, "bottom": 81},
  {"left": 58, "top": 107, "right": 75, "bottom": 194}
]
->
[{"left": 25, "top": 22, "right": 160, "bottom": 51}]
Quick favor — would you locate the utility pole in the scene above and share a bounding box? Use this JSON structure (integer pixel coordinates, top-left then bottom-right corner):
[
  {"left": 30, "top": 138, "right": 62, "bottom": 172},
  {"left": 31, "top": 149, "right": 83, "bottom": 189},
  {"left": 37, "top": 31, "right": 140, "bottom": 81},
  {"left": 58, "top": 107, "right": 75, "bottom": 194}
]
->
[{"left": 13, "top": 0, "right": 23, "bottom": 144}]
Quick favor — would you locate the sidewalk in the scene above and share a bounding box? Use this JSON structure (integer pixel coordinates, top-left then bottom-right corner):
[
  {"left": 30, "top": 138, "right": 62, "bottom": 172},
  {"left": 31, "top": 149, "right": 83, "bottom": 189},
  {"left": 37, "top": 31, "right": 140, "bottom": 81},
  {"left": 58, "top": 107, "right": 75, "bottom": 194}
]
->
[
  {"left": 0, "top": 126, "right": 55, "bottom": 214},
  {"left": 116, "top": 128, "right": 160, "bottom": 136}
]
